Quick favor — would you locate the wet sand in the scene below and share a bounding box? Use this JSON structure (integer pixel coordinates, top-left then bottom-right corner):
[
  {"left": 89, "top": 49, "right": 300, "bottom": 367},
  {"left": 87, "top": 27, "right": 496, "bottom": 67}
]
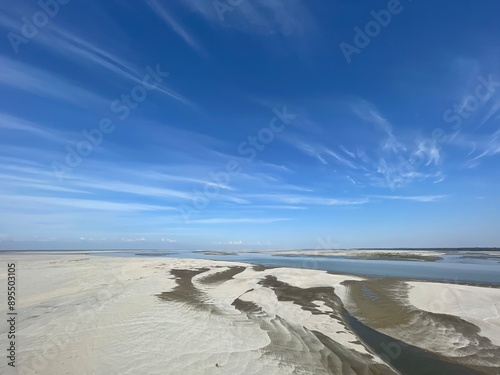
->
[
  {"left": 0, "top": 253, "right": 498, "bottom": 374},
  {"left": 341, "top": 278, "right": 500, "bottom": 374}
]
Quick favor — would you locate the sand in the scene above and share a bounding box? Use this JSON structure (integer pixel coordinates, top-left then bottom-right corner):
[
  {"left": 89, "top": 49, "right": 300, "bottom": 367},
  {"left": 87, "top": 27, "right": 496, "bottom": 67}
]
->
[
  {"left": 339, "top": 278, "right": 500, "bottom": 374},
  {"left": 0, "top": 254, "right": 395, "bottom": 375},
  {"left": 1, "top": 253, "right": 499, "bottom": 374},
  {"left": 407, "top": 281, "right": 500, "bottom": 346}
]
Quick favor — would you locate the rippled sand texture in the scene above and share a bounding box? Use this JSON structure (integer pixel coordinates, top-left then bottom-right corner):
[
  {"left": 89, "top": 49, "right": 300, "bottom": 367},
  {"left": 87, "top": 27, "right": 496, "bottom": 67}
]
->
[
  {"left": 0, "top": 255, "right": 396, "bottom": 375},
  {"left": 1, "top": 254, "right": 498, "bottom": 374},
  {"left": 341, "top": 278, "right": 500, "bottom": 374}
]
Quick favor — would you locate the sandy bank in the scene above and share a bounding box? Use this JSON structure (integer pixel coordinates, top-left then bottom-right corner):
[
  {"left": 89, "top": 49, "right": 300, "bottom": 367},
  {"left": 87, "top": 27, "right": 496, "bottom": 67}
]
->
[
  {"left": 265, "top": 249, "right": 445, "bottom": 261},
  {"left": 407, "top": 281, "right": 500, "bottom": 346},
  {"left": 0, "top": 254, "right": 394, "bottom": 375},
  {"left": 340, "top": 277, "right": 500, "bottom": 374}
]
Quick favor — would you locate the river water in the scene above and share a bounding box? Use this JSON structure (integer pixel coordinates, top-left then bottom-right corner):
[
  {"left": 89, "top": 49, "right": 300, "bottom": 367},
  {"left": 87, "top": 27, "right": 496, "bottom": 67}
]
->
[
  {"left": 93, "top": 250, "right": 500, "bottom": 285},
  {"left": 88, "top": 249, "right": 500, "bottom": 374}
]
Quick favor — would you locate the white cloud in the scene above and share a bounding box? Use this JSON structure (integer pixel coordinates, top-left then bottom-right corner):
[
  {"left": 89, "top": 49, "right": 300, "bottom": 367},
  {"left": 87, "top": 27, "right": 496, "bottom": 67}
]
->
[
  {"left": 0, "top": 55, "right": 107, "bottom": 108},
  {"left": 247, "top": 193, "right": 369, "bottom": 206},
  {"left": 122, "top": 237, "right": 146, "bottom": 242},
  {"left": 470, "top": 130, "right": 500, "bottom": 161},
  {"left": 251, "top": 205, "right": 307, "bottom": 210},
  {"left": 372, "top": 195, "right": 448, "bottom": 202},
  {"left": 478, "top": 98, "right": 500, "bottom": 128},
  {"left": 215, "top": 240, "right": 243, "bottom": 245},
  {"left": 190, "top": 217, "right": 291, "bottom": 224},
  {"left": 184, "top": 0, "right": 315, "bottom": 36},
  {"left": 0, "top": 113, "right": 70, "bottom": 144},
  {"left": 161, "top": 238, "right": 176, "bottom": 243},
  {"left": 340, "top": 145, "right": 356, "bottom": 159},
  {"left": 1, "top": 22, "right": 196, "bottom": 109},
  {"left": 145, "top": 0, "right": 207, "bottom": 56},
  {"left": 323, "top": 148, "right": 360, "bottom": 169},
  {"left": 414, "top": 139, "right": 441, "bottom": 166},
  {"left": 214, "top": 240, "right": 270, "bottom": 246},
  {"left": 283, "top": 136, "right": 360, "bottom": 169},
  {"left": 0, "top": 194, "right": 176, "bottom": 212},
  {"left": 352, "top": 101, "right": 406, "bottom": 153},
  {"left": 75, "top": 180, "right": 193, "bottom": 200}
]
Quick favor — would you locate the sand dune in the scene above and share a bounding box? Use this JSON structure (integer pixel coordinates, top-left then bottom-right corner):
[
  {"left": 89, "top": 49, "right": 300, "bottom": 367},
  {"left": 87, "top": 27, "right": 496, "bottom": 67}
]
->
[
  {"left": 340, "top": 278, "right": 500, "bottom": 374},
  {"left": 0, "top": 254, "right": 396, "bottom": 375},
  {"left": 1, "top": 254, "right": 498, "bottom": 374},
  {"left": 407, "top": 281, "right": 500, "bottom": 346}
]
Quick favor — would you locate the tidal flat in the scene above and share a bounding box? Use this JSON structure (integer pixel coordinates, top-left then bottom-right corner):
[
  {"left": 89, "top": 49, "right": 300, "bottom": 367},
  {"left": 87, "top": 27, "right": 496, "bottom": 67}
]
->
[{"left": 0, "top": 253, "right": 499, "bottom": 374}]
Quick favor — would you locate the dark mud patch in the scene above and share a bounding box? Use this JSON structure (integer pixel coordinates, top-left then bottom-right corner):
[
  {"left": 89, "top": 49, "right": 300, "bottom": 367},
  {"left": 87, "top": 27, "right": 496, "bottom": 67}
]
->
[
  {"left": 231, "top": 298, "right": 263, "bottom": 315},
  {"left": 198, "top": 266, "right": 246, "bottom": 284},
  {"left": 344, "top": 314, "right": 483, "bottom": 375},
  {"left": 258, "top": 275, "right": 344, "bottom": 317},
  {"left": 252, "top": 264, "right": 276, "bottom": 272},
  {"left": 343, "top": 278, "right": 500, "bottom": 374},
  {"left": 312, "top": 330, "right": 398, "bottom": 375},
  {"left": 156, "top": 268, "right": 223, "bottom": 313},
  {"left": 233, "top": 276, "right": 397, "bottom": 374},
  {"left": 256, "top": 275, "right": 495, "bottom": 374},
  {"left": 194, "top": 251, "right": 238, "bottom": 256}
]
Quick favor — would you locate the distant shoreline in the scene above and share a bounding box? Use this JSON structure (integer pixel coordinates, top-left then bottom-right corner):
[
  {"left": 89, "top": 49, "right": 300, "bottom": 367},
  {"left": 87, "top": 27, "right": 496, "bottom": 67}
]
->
[{"left": 1, "top": 247, "right": 500, "bottom": 252}]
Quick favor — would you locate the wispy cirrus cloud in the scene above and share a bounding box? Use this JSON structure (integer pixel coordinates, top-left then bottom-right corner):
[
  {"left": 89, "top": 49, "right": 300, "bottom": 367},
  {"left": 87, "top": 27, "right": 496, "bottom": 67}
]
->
[
  {"left": 349, "top": 100, "right": 444, "bottom": 188},
  {"left": 161, "top": 238, "right": 177, "bottom": 243},
  {"left": 281, "top": 102, "right": 444, "bottom": 190},
  {"left": 322, "top": 148, "right": 361, "bottom": 170},
  {"left": 246, "top": 193, "right": 369, "bottom": 206},
  {"left": 446, "top": 128, "right": 500, "bottom": 168},
  {"left": 0, "top": 113, "right": 70, "bottom": 144},
  {"left": 74, "top": 180, "right": 193, "bottom": 200},
  {"left": 42, "top": 26, "right": 197, "bottom": 109},
  {"left": 478, "top": 98, "right": 500, "bottom": 128},
  {"left": 122, "top": 237, "right": 146, "bottom": 242},
  {"left": 0, "top": 194, "right": 177, "bottom": 212},
  {"left": 0, "top": 12, "right": 196, "bottom": 109},
  {"left": 0, "top": 55, "right": 107, "bottom": 108},
  {"left": 371, "top": 195, "right": 448, "bottom": 202},
  {"left": 284, "top": 137, "right": 326, "bottom": 164},
  {"left": 467, "top": 129, "right": 500, "bottom": 164},
  {"left": 352, "top": 100, "right": 406, "bottom": 153},
  {"left": 184, "top": 0, "right": 315, "bottom": 35},
  {"left": 283, "top": 135, "right": 361, "bottom": 169},
  {"left": 250, "top": 205, "right": 307, "bottom": 210},
  {"left": 213, "top": 240, "right": 270, "bottom": 246},
  {"left": 189, "top": 217, "right": 291, "bottom": 224},
  {"left": 145, "top": 0, "right": 207, "bottom": 56},
  {"left": 414, "top": 139, "right": 441, "bottom": 166}
]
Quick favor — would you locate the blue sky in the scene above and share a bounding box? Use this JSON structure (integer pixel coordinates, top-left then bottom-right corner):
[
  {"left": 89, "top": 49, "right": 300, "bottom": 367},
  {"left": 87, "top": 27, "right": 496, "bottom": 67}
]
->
[{"left": 1, "top": 0, "right": 499, "bottom": 250}]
